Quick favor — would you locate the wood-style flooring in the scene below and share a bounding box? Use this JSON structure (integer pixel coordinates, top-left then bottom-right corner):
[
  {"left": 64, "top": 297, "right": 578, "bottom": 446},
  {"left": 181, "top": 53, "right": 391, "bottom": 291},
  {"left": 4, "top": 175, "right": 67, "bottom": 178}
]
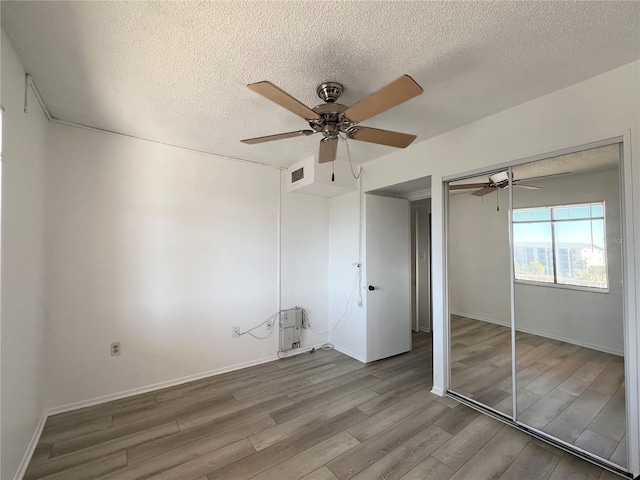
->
[
  {"left": 26, "top": 332, "right": 623, "bottom": 480},
  {"left": 450, "top": 315, "right": 627, "bottom": 468}
]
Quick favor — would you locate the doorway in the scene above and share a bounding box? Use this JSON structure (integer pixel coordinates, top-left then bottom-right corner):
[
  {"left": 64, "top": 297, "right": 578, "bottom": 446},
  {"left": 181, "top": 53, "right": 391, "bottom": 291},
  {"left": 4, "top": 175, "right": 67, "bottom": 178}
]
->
[
  {"left": 367, "top": 175, "right": 433, "bottom": 347},
  {"left": 412, "top": 199, "right": 432, "bottom": 334}
]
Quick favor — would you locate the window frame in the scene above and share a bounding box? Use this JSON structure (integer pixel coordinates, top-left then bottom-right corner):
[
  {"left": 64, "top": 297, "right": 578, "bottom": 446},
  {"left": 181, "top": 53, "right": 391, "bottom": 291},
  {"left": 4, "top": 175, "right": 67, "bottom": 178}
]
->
[{"left": 512, "top": 201, "right": 609, "bottom": 294}]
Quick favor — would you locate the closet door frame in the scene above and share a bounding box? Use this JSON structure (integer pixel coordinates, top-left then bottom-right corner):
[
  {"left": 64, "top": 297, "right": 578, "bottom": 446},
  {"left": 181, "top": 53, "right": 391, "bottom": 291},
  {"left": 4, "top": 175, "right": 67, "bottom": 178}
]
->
[{"left": 443, "top": 134, "right": 638, "bottom": 477}]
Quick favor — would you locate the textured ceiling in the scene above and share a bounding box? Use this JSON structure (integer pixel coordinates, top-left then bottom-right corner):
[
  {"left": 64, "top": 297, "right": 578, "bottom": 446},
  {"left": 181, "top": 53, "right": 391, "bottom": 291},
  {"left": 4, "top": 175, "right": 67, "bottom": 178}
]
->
[
  {"left": 450, "top": 143, "right": 620, "bottom": 188},
  {"left": 369, "top": 176, "right": 432, "bottom": 198},
  {"left": 2, "top": 1, "right": 639, "bottom": 168}
]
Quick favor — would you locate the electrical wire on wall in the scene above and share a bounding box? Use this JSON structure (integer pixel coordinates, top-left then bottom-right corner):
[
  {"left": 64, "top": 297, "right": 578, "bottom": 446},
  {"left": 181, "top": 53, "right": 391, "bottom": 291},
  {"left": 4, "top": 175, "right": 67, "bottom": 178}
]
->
[
  {"left": 236, "top": 312, "right": 280, "bottom": 339},
  {"left": 341, "top": 135, "right": 364, "bottom": 308},
  {"left": 356, "top": 168, "right": 364, "bottom": 307},
  {"left": 299, "top": 268, "right": 360, "bottom": 337},
  {"left": 270, "top": 138, "right": 365, "bottom": 357}
]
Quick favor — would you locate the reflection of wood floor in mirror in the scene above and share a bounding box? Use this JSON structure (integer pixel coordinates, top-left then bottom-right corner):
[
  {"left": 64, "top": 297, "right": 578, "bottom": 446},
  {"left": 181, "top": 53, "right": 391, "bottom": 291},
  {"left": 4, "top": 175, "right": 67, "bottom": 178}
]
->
[{"left": 450, "top": 315, "right": 627, "bottom": 468}]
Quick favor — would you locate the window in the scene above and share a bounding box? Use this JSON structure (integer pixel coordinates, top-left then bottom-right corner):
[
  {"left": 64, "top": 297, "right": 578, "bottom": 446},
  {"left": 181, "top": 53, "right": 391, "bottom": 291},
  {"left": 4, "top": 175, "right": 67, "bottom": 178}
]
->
[{"left": 513, "top": 202, "right": 608, "bottom": 290}]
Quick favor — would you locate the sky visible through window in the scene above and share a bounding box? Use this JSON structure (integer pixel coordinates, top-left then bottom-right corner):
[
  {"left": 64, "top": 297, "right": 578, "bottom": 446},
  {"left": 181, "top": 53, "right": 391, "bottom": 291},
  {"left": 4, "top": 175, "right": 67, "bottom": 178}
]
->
[
  {"left": 513, "top": 219, "right": 605, "bottom": 248},
  {"left": 513, "top": 203, "right": 607, "bottom": 289}
]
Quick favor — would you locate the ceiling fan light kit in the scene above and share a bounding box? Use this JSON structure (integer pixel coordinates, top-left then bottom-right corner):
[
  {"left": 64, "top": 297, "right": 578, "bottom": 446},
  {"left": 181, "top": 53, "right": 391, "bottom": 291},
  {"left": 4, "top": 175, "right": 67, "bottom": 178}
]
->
[
  {"left": 241, "top": 75, "right": 424, "bottom": 164},
  {"left": 489, "top": 171, "right": 509, "bottom": 184}
]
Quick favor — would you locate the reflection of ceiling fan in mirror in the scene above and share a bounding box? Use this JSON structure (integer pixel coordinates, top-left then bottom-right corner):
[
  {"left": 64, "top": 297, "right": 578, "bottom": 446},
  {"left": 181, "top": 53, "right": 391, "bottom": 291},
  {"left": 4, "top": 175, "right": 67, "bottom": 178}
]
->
[
  {"left": 450, "top": 171, "right": 571, "bottom": 197},
  {"left": 241, "top": 75, "right": 423, "bottom": 164}
]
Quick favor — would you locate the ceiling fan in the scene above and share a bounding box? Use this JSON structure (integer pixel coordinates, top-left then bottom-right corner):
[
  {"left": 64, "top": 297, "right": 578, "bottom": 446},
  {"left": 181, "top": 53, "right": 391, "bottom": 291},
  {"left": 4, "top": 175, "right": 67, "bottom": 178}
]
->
[
  {"left": 449, "top": 171, "right": 570, "bottom": 196},
  {"left": 241, "top": 75, "right": 423, "bottom": 164}
]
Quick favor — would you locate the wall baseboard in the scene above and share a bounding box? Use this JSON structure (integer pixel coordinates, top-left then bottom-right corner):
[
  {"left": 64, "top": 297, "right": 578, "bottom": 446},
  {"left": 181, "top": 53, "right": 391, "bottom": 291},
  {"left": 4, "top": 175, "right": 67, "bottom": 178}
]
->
[
  {"left": 47, "top": 353, "right": 281, "bottom": 416},
  {"left": 49, "top": 339, "right": 338, "bottom": 416},
  {"left": 18, "top": 343, "right": 334, "bottom": 478},
  {"left": 332, "top": 344, "right": 367, "bottom": 363},
  {"left": 452, "top": 311, "right": 511, "bottom": 328},
  {"left": 431, "top": 386, "right": 445, "bottom": 396},
  {"left": 277, "top": 342, "right": 333, "bottom": 358},
  {"left": 452, "top": 311, "right": 624, "bottom": 356},
  {"left": 13, "top": 412, "right": 47, "bottom": 480}
]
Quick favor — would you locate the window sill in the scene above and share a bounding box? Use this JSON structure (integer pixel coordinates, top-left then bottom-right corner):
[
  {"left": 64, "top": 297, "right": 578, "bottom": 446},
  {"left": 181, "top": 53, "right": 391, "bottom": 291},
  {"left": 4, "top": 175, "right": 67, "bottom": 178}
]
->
[{"left": 515, "top": 279, "right": 609, "bottom": 294}]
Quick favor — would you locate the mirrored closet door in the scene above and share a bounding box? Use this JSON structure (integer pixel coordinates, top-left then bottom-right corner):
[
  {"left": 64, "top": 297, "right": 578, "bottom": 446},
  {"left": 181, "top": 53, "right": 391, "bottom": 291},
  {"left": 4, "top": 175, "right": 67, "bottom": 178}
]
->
[
  {"left": 446, "top": 142, "right": 631, "bottom": 473},
  {"left": 448, "top": 172, "right": 513, "bottom": 417}
]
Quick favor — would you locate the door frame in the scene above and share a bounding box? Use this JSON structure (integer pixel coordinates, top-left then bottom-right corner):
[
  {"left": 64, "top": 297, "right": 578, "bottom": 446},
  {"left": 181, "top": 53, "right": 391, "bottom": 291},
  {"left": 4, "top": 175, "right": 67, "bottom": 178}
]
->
[
  {"left": 364, "top": 177, "right": 432, "bottom": 358},
  {"left": 411, "top": 199, "right": 432, "bottom": 334}
]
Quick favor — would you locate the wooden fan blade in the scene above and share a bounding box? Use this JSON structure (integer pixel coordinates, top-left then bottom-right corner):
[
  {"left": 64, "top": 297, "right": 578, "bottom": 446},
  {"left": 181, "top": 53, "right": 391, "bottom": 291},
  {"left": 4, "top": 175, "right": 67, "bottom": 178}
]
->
[
  {"left": 449, "top": 183, "right": 489, "bottom": 191},
  {"left": 350, "top": 127, "right": 416, "bottom": 148},
  {"left": 472, "top": 186, "right": 497, "bottom": 197},
  {"left": 515, "top": 184, "right": 541, "bottom": 190},
  {"left": 318, "top": 138, "right": 338, "bottom": 164},
  {"left": 343, "top": 75, "right": 423, "bottom": 124},
  {"left": 248, "top": 81, "right": 321, "bottom": 120},
  {"left": 241, "top": 130, "right": 315, "bottom": 145}
]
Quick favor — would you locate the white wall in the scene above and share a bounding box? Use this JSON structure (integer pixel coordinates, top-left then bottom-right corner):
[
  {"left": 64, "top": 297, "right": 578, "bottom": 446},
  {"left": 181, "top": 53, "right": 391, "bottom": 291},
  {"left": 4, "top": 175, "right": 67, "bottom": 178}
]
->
[
  {"left": 280, "top": 172, "right": 329, "bottom": 348},
  {"left": 360, "top": 60, "right": 640, "bottom": 416},
  {"left": 44, "top": 123, "right": 330, "bottom": 409},
  {"left": 44, "top": 123, "right": 279, "bottom": 408},
  {"left": 1, "top": 30, "right": 331, "bottom": 468},
  {"left": 1, "top": 31, "right": 48, "bottom": 479},
  {"left": 449, "top": 168, "right": 624, "bottom": 354},
  {"left": 514, "top": 168, "right": 623, "bottom": 354},
  {"left": 328, "top": 191, "right": 367, "bottom": 361},
  {"left": 449, "top": 188, "right": 511, "bottom": 327}
]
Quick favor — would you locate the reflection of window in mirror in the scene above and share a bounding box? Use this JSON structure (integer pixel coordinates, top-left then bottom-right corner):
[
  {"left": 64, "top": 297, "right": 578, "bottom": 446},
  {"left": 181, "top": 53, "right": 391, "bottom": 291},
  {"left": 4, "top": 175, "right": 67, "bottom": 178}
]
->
[
  {"left": 447, "top": 142, "right": 630, "bottom": 471},
  {"left": 513, "top": 202, "right": 608, "bottom": 291},
  {"left": 511, "top": 143, "right": 627, "bottom": 469}
]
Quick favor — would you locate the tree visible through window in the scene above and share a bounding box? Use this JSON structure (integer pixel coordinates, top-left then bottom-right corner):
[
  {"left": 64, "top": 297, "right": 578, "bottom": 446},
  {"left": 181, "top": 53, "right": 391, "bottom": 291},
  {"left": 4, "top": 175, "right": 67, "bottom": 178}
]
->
[{"left": 513, "top": 202, "right": 608, "bottom": 289}]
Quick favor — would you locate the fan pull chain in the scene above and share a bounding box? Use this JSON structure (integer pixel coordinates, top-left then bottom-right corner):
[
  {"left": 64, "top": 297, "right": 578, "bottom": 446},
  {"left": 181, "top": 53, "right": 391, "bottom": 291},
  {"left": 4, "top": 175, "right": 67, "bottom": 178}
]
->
[
  {"left": 332, "top": 161, "right": 335, "bottom": 182},
  {"left": 341, "top": 135, "right": 362, "bottom": 180},
  {"left": 496, "top": 191, "right": 500, "bottom": 211}
]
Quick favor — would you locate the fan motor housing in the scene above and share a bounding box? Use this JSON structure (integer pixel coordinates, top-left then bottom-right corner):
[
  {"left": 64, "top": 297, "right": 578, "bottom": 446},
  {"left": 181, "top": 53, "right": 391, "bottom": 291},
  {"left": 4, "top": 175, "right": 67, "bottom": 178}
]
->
[
  {"left": 309, "top": 103, "right": 355, "bottom": 139},
  {"left": 312, "top": 103, "right": 347, "bottom": 117},
  {"left": 316, "top": 82, "right": 344, "bottom": 103}
]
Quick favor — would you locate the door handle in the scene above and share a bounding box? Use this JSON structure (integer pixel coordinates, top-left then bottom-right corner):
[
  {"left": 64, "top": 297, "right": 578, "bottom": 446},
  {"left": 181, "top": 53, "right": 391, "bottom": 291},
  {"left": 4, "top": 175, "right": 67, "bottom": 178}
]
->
[{"left": 368, "top": 285, "right": 375, "bottom": 291}]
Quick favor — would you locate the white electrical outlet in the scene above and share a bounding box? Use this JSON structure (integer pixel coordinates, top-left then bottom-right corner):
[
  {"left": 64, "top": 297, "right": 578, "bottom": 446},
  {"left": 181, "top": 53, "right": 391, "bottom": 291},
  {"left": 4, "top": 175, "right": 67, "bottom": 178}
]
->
[
  {"left": 111, "top": 342, "right": 121, "bottom": 356},
  {"left": 232, "top": 327, "right": 240, "bottom": 338}
]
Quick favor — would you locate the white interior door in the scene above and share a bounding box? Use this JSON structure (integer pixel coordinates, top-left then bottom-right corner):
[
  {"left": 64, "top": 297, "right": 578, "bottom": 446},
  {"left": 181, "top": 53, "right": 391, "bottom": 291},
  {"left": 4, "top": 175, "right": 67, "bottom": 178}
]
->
[{"left": 366, "top": 194, "right": 411, "bottom": 362}]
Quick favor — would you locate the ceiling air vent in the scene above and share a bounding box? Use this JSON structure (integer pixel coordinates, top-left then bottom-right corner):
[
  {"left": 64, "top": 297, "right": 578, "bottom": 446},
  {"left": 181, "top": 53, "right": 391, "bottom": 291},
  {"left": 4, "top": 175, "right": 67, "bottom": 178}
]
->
[
  {"left": 291, "top": 167, "right": 304, "bottom": 183},
  {"left": 287, "top": 155, "right": 356, "bottom": 197}
]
